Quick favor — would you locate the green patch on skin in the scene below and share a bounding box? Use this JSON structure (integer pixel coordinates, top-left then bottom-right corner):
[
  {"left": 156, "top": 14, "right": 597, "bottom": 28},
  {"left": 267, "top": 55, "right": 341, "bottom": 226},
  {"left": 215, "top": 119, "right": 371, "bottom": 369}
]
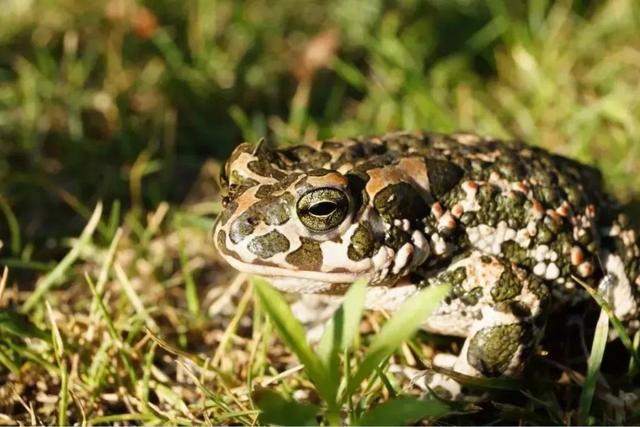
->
[
  {"left": 217, "top": 200, "right": 238, "bottom": 227},
  {"left": 459, "top": 211, "right": 476, "bottom": 226},
  {"left": 281, "top": 145, "right": 331, "bottom": 169},
  {"left": 264, "top": 194, "right": 293, "bottom": 226},
  {"left": 460, "top": 286, "right": 483, "bottom": 306},
  {"left": 348, "top": 222, "right": 378, "bottom": 261},
  {"left": 491, "top": 265, "right": 523, "bottom": 302},
  {"left": 480, "top": 255, "right": 493, "bottom": 264},
  {"left": 384, "top": 226, "right": 412, "bottom": 251},
  {"left": 247, "top": 159, "right": 287, "bottom": 180},
  {"left": 500, "top": 241, "right": 533, "bottom": 267},
  {"left": 373, "top": 182, "right": 428, "bottom": 223},
  {"left": 536, "top": 225, "right": 555, "bottom": 244},
  {"left": 527, "top": 277, "right": 550, "bottom": 306},
  {"left": 425, "top": 158, "right": 464, "bottom": 198},
  {"left": 286, "top": 238, "right": 323, "bottom": 270},
  {"left": 255, "top": 174, "right": 302, "bottom": 199},
  {"left": 439, "top": 267, "right": 469, "bottom": 303},
  {"left": 467, "top": 323, "right": 531, "bottom": 377},
  {"left": 306, "top": 168, "right": 333, "bottom": 176},
  {"left": 496, "top": 192, "right": 528, "bottom": 229},
  {"left": 495, "top": 156, "right": 525, "bottom": 181},
  {"left": 577, "top": 228, "right": 594, "bottom": 247},
  {"left": 255, "top": 185, "right": 275, "bottom": 198},
  {"left": 230, "top": 195, "right": 293, "bottom": 243},
  {"left": 338, "top": 144, "right": 388, "bottom": 171},
  {"left": 247, "top": 230, "right": 290, "bottom": 258},
  {"left": 229, "top": 211, "right": 258, "bottom": 244},
  {"left": 543, "top": 213, "right": 564, "bottom": 234}
]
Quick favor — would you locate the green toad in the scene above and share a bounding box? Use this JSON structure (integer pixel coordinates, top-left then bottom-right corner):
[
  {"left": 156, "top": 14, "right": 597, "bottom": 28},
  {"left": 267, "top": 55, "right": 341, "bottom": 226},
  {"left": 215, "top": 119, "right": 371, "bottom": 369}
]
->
[{"left": 213, "top": 131, "right": 640, "bottom": 398}]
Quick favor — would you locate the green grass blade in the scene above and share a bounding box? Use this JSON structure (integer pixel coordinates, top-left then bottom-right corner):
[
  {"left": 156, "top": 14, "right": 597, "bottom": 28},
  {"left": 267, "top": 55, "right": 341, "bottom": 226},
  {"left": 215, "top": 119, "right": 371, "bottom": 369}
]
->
[
  {"left": 251, "top": 276, "right": 334, "bottom": 403},
  {"left": 0, "top": 259, "right": 54, "bottom": 271},
  {"left": 316, "top": 279, "right": 367, "bottom": 374},
  {"left": 45, "top": 301, "right": 69, "bottom": 426},
  {"left": 577, "top": 306, "right": 609, "bottom": 425},
  {"left": 4, "top": 339, "right": 57, "bottom": 372},
  {"left": 0, "top": 308, "right": 50, "bottom": 342},
  {"left": 57, "top": 359, "right": 69, "bottom": 426},
  {"left": 629, "top": 331, "right": 640, "bottom": 376},
  {"left": 253, "top": 389, "right": 319, "bottom": 426},
  {"left": 0, "top": 267, "right": 5, "bottom": 303},
  {"left": 344, "top": 284, "right": 450, "bottom": 399},
  {"left": 106, "top": 199, "right": 121, "bottom": 240},
  {"left": 178, "top": 234, "right": 200, "bottom": 318},
  {"left": 0, "top": 344, "right": 20, "bottom": 375},
  {"left": 114, "top": 262, "right": 158, "bottom": 331},
  {"left": 91, "top": 227, "right": 123, "bottom": 315},
  {"left": 22, "top": 202, "right": 103, "bottom": 312},
  {"left": 85, "top": 273, "right": 138, "bottom": 385},
  {"left": 0, "top": 195, "right": 21, "bottom": 255},
  {"left": 575, "top": 276, "right": 640, "bottom": 368},
  {"left": 141, "top": 341, "right": 157, "bottom": 414},
  {"left": 331, "top": 58, "right": 368, "bottom": 91},
  {"left": 355, "top": 396, "right": 452, "bottom": 426}
]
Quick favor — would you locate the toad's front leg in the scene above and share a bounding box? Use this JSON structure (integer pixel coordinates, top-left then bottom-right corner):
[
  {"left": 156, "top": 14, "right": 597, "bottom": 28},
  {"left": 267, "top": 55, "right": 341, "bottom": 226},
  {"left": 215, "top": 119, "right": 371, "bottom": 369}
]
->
[{"left": 414, "top": 252, "right": 551, "bottom": 399}]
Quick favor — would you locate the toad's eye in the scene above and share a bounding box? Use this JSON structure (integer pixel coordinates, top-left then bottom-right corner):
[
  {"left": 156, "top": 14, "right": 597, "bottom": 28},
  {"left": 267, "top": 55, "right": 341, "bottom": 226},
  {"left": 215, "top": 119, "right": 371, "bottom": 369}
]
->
[{"left": 297, "top": 188, "right": 349, "bottom": 232}]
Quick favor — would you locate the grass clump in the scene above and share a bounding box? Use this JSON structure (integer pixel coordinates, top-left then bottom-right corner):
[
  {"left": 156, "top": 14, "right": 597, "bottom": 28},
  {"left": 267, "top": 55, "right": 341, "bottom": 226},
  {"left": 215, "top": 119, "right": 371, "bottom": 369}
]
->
[{"left": 252, "top": 277, "right": 453, "bottom": 425}]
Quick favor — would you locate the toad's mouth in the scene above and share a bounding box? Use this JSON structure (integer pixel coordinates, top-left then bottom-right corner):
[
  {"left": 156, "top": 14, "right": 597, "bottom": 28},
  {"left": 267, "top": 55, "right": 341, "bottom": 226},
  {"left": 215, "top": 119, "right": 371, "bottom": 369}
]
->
[{"left": 219, "top": 251, "right": 366, "bottom": 286}]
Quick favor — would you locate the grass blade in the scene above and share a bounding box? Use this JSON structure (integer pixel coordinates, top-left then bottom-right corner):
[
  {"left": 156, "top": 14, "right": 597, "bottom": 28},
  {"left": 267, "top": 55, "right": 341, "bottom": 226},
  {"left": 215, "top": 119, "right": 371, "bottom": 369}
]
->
[
  {"left": 253, "top": 389, "right": 319, "bottom": 426},
  {"left": 355, "top": 396, "right": 452, "bottom": 426},
  {"left": 316, "top": 279, "right": 367, "bottom": 373},
  {"left": 178, "top": 233, "right": 200, "bottom": 317},
  {"left": 629, "top": 331, "right": 640, "bottom": 376},
  {"left": 0, "top": 345, "right": 20, "bottom": 374},
  {"left": 575, "top": 276, "right": 640, "bottom": 369},
  {"left": 0, "top": 267, "right": 8, "bottom": 302},
  {"left": 114, "top": 262, "right": 158, "bottom": 331},
  {"left": 577, "top": 306, "right": 609, "bottom": 425},
  {"left": 85, "top": 273, "right": 138, "bottom": 385},
  {"left": 0, "top": 195, "right": 21, "bottom": 255},
  {"left": 22, "top": 202, "right": 103, "bottom": 312},
  {"left": 251, "top": 277, "right": 334, "bottom": 403},
  {"left": 45, "top": 301, "right": 68, "bottom": 426},
  {"left": 344, "top": 283, "right": 450, "bottom": 399},
  {"left": 91, "top": 227, "right": 123, "bottom": 315},
  {"left": 0, "top": 308, "right": 50, "bottom": 341}
]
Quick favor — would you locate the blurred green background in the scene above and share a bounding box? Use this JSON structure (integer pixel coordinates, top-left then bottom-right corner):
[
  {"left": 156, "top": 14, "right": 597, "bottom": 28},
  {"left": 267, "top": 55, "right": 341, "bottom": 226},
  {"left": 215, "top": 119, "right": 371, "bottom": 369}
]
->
[{"left": 1, "top": 0, "right": 639, "bottom": 261}]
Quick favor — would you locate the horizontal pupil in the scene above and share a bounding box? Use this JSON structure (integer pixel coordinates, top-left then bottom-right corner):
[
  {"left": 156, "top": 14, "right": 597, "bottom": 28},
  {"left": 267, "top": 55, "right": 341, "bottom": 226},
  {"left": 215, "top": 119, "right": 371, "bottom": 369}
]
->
[{"left": 309, "top": 201, "right": 337, "bottom": 216}]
